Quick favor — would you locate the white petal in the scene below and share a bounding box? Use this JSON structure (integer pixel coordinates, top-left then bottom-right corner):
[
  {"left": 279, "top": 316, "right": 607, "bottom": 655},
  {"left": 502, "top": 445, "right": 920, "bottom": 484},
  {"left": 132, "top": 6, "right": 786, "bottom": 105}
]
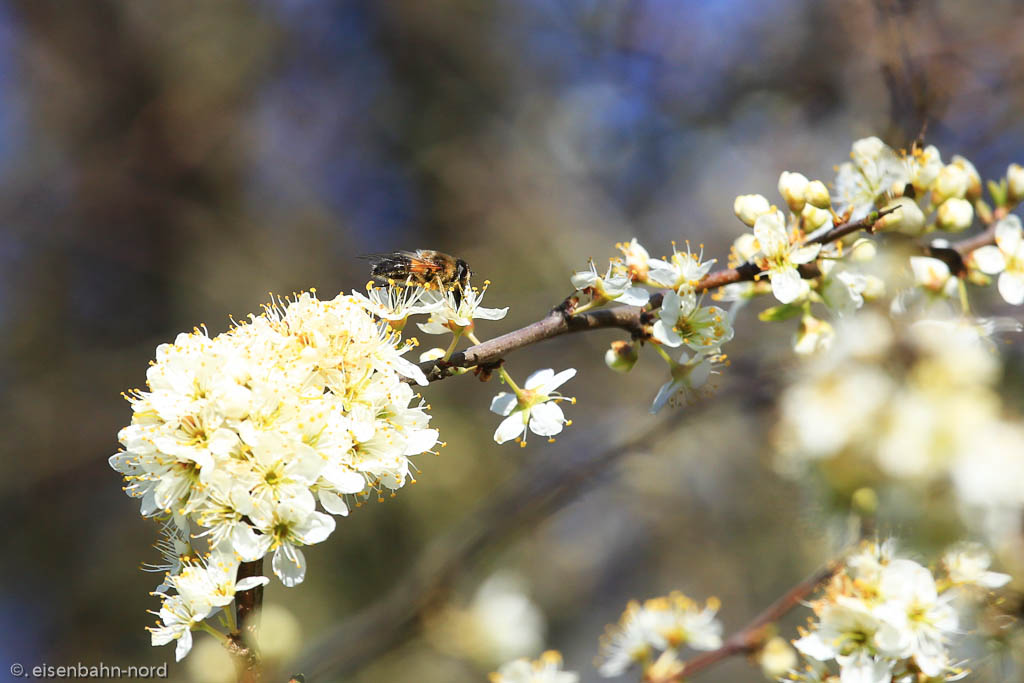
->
[
  {"left": 323, "top": 465, "right": 365, "bottom": 494},
  {"left": 998, "top": 271, "right": 1024, "bottom": 305},
  {"left": 790, "top": 243, "right": 821, "bottom": 264},
  {"left": 318, "top": 488, "right": 350, "bottom": 516},
  {"left": 524, "top": 368, "right": 555, "bottom": 390},
  {"left": 615, "top": 286, "right": 650, "bottom": 306},
  {"left": 295, "top": 511, "right": 336, "bottom": 545},
  {"left": 542, "top": 368, "right": 577, "bottom": 392},
  {"left": 473, "top": 306, "right": 509, "bottom": 321},
  {"left": 490, "top": 392, "right": 519, "bottom": 416},
  {"left": 392, "top": 357, "right": 428, "bottom": 386},
  {"left": 273, "top": 546, "right": 306, "bottom": 587},
  {"left": 651, "top": 320, "right": 683, "bottom": 347},
  {"left": 570, "top": 270, "right": 597, "bottom": 289},
  {"left": 235, "top": 575, "right": 270, "bottom": 592},
  {"left": 404, "top": 428, "right": 438, "bottom": 454},
  {"left": 494, "top": 411, "right": 526, "bottom": 444},
  {"left": 649, "top": 379, "right": 679, "bottom": 414},
  {"left": 995, "top": 214, "right": 1023, "bottom": 254},
  {"left": 973, "top": 245, "right": 1006, "bottom": 274},
  {"left": 753, "top": 211, "right": 788, "bottom": 257},
  {"left": 230, "top": 525, "right": 271, "bottom": 562},
  {"left": 770, "top": 267, "right": 803, "bottom": 304},
  {"left": 528, "top": 401, "right": 566, "bottom": 436},
  {"left": 175, "top": 630, "right": 193, "bottom": 662}
]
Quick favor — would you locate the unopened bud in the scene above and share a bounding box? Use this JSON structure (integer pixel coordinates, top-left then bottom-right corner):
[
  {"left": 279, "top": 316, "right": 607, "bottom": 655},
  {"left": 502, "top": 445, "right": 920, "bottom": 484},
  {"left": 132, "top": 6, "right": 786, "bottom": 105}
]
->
[
  {"left": 605, "top": 341, "right": 638, "bottom": 373},
  {"left": 862, "top": 275, "right": 885, "bottom": 300},
  {"left": 758, "top": 636, "right": 797, "bottom": 679},
  {"left": 1008, "top": 163, "right": 1024, "bottom": 203},
  {"left": 849, "top": 238, "right": 877, "bottom": 262},
  {"left": 805, "top": 179, "right": 831, "bottom": 209},
  {"left": 802, "top": 204, "right": 832, "bottom": 231},
  {"left": 911, "top": 144, "right": 943, "bottom": 192},
  {"left": 778, "top": 171, "right": 809, "bottom": 212},
  {"left": 733, "top": 194, "right": 771, "bottom": 227},
  {"left": 933, "top": 164, "right": 969, "bottom": 203},
  {"left": 936, "top": 197, "right": 974, "bottom": 232},
  {"left": 877, "top": 197, "right": 925, "bottom": 236},
  {"left": 952, "top": 155, "right": 982, "bottom": 200}
]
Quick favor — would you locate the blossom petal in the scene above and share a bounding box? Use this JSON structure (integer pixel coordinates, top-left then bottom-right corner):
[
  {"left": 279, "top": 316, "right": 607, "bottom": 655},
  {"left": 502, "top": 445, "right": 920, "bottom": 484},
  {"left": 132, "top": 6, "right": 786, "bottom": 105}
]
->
[
  {"left": 972, "top": 245, "right": 1005, "bottom": 274},
  {"left": 174, "top": 630, "right": 193, "bottom": 662},
  {"left": 570, "top": 270, "right": 597, "bottom": 289},
  {"left": 651, "top": 321, "right": 683, "bottom": 347},
  {"left": 494, "top": 412, "right": 527, "bottom": 444},
  {"left": 769, "top": 267, "right": 804, "bottom": 304},
  {"left": 273, "top": 545, "right": 306, "bottom": 587},
  {"left": 524, "top": 368, "right": 555, "bottom": 390},
  {"left": 650, "top": 379, "right": 679, "bottom": 414},
  {"left": 995, "top": 214, "right": 1023, "bottom": 254},
  {"left": 490, "top": 392, "right": 519, "bottom": 416},
  {"left": 528, "top": 401, "right": 565, "bottom": 436},
  {"left": 543, "top": 368, "right": 577, "bottom": 392},
  {"left": 789, "top": 243, "right": 821, "bottom": 265},
  {"left": 615, "top": 286, "right": 650, "bottom": 306},
  {"left": 998, "top": 271, "right": 1024, "bottom": 305},
  {"left": 318, "top": 488, "right": 350, "bottom": 516},
  {"left": 235, "top": 575, "right": 270, "bottom": 592}
]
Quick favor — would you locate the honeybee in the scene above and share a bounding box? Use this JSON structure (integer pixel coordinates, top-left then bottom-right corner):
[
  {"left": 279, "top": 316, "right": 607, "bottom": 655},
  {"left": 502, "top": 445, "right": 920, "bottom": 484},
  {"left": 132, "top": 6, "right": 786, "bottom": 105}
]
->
[{"left": 362, "top": 249, "right": 471, "bottom": 301}]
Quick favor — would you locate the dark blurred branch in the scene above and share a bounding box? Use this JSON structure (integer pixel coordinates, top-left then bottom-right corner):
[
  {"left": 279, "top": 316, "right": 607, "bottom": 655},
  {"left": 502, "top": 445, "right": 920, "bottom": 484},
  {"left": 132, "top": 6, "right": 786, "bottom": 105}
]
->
[
  {"left": 650, "top": 559, "right": 844, "bottom": 683},
  {"left": 230, "top": 558, "right": 264, "bottom": 681},
  {"left": 293, "top": 361, "right": 773, "bottom": 679},
  {"left": 420, "top": 209, "right": 894, "bottom": 382}
]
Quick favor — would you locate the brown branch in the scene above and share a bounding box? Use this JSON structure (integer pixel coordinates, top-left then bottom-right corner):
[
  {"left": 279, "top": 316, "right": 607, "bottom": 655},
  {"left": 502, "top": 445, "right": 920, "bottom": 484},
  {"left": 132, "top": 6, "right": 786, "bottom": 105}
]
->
[
  {"left": 651, "top": 559, "right": 844, "bottom": 683},
  {"left": 419, "top": 211, "right": 893, "bottom": 382},
  {"left": 231, "top": 558, "right": 265, "bottom": 682}
]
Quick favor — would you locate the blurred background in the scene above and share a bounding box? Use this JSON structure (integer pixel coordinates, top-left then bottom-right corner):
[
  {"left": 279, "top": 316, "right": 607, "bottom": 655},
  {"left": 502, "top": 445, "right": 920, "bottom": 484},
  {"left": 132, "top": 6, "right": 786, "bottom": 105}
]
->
[{"left": 3, "top": 0, "right": 1024, "bottom": 681}]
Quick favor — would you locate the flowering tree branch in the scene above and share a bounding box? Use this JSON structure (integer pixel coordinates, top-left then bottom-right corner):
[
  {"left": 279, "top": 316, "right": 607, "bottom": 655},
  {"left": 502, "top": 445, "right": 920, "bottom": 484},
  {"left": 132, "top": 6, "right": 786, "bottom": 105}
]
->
[{"left": 420, "top": 207, "right": 896, "bottom": 382}]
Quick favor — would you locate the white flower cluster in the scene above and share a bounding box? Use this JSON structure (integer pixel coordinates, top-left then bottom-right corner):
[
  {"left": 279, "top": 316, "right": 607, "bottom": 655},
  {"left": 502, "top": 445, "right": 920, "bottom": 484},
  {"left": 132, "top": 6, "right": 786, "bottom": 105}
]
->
[
  {"left": 110, "top": 291, "right": 438, "bottom": 660},
  {"left": 724, "top": 137, "right": 1024, "bottom": 362},
  {"left": 490, "top": 651, "right": 579, "bottom": 683},
  {"left": 782, "top": 540, "right": 1009, "bottom": 683},
  {"left": 598, "top": 592, "right": 723, "bottom": 678},
  {"left": 775, "top": 311, "right": 1024, "bottom": 543},
  {"left": 571, "top": 239, "right": 732, "bottom": 414}
]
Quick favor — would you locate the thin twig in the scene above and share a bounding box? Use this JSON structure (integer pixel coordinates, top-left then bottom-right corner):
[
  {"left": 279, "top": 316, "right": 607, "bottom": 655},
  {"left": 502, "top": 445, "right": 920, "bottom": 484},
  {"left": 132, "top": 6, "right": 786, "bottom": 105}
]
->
[
  {"left": 651, "top": 559, "right": 844, "bottom": 682},
  {"left": 419, "top": 208, "right": 893, "bottom": 382}
]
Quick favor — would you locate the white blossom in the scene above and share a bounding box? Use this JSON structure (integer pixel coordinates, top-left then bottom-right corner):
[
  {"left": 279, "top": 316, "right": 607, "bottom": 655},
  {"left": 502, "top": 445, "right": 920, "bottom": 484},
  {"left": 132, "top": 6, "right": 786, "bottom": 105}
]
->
[
  {"left": 651, "top": 290, "right": 733, "bottom": 351},
  {"left": 753, "top": 209, "right": 821, "bottom": 304},
  {"left": 417, "top": 282, "right": 508, "bottom": 334},
  {"left": 834, "top": 137, "right": 910, "bottom": 220},
  {"left": 491, "top": 369, "right": 576, "bottom": 445},
  {"left": 491, "top": 651, "right": 579, "bottom": 683},
  {"left": 572, "top": 261, "right": 649, "bottom": 306},
  {"left": 972, "top": 214, "right": 1024, "bottom": 304}
]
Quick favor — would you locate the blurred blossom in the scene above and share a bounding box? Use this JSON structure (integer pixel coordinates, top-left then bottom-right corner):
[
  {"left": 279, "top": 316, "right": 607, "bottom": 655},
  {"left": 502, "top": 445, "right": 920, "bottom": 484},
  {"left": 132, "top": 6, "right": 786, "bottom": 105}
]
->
[
  {"left": 598, "top": 592, "right": 721, "bottom": 678},
  {"left": 429, "top": 571, "right": 546, "bottom": 667},
  {"left": 490, "top": 651, "right": 578, "bottom": 683},
  {"left": 972, "top": 214, "right": 1024, "bottom": 305},
  {"left": 774, "top": 310, "right": 1024, "bottom": 546},
  {"left": 833, "top": 137, "right": 908, "bottom": 221}
]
